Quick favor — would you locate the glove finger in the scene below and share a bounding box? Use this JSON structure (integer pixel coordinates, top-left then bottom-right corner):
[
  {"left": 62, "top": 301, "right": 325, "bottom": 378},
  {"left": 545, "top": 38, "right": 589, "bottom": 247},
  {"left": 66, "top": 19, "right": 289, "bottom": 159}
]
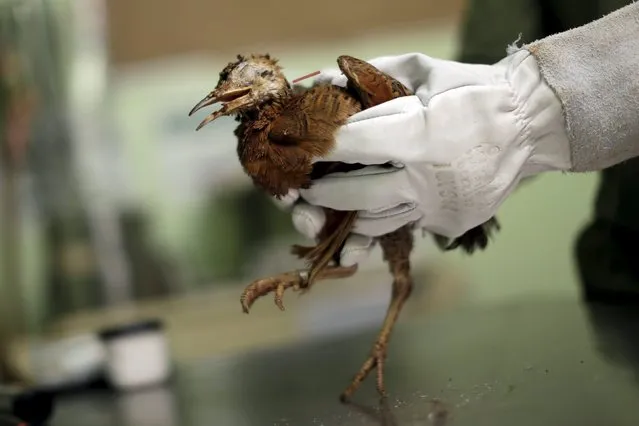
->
[
  {"left": 291, "top": 201, "right": 326, "bottom": 239},
  {"left": 340, "top": 233, "right": 375, "bottom": 267},
  {"left": 353, "top": 204, "right": 422, "bottom": 237},
  {"left": 299, "top": 167, "right": 413, "bottom": 213},
  {"left": 270, "top": 189, "right": 300, "bottom": 212},
  {"left": 312, "top": 97, "right": 428, "bottom": 165},
  {"left": 344, "top": 95, "right": 422, "bottom": 124}
]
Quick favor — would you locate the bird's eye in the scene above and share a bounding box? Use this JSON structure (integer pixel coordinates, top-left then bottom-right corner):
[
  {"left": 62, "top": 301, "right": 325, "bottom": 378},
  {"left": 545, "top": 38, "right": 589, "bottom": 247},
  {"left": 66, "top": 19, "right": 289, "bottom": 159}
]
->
[{"left": 260, "top": 70, "right": 271, "bottom": 77}]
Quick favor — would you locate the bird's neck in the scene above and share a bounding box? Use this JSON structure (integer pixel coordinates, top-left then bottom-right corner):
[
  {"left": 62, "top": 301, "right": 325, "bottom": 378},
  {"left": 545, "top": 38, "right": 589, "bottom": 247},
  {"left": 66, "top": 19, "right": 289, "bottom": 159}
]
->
[
  {"left": 237, "top": 88, "right": 292, "bottom": 126},
  {"left": 238, "top": 102, "right": 281, "bottom": 124}
]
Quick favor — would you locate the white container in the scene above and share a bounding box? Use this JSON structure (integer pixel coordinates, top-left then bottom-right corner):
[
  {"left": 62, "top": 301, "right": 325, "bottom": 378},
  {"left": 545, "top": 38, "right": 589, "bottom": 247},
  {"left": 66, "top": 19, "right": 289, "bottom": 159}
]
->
[
  {"left": 98, "top": 319, "right": 172, "bottom": 391},
  {"left": 30, "top": 333, "right": 106, "bottom": 388}
]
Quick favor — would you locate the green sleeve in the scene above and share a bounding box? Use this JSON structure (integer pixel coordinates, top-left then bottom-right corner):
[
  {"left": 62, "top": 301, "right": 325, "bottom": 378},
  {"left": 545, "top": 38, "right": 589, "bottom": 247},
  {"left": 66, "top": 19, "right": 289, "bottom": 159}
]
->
[{"left": 457, "top": 0, "right": 544, "bottom": 64}]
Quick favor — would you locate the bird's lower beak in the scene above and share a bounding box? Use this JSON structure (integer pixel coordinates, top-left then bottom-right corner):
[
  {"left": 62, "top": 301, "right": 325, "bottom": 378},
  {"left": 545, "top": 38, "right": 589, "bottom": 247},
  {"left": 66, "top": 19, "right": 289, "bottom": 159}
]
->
[{"left": 188, "top": 87, "right": 251, "bottom": 130}]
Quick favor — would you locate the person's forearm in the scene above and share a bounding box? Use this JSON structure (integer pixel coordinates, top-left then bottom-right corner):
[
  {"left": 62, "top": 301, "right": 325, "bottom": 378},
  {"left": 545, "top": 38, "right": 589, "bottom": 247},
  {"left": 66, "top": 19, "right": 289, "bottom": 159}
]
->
[{"left": 515, "top": 2, "right": 639, "bottom": 173}]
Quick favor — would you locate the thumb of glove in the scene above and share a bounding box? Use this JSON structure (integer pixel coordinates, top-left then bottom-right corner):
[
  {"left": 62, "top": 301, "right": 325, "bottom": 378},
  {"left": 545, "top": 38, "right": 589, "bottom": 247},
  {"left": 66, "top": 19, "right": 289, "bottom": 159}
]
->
[
  {"left": 291, "top": 202, "right": 326, "bottom": 239},
  {"left": 340, "top": 233, "right": 376, "bottom": 267},
  {"left": 269, "top": 189, "right": 300, "bottom": 212}
]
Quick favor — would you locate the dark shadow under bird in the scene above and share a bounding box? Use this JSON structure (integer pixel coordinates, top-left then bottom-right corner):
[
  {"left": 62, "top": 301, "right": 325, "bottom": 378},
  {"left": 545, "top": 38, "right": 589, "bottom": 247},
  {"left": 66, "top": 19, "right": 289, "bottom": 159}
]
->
[{"left": 189, "top": 53, "right": 500, "bottom": 402}]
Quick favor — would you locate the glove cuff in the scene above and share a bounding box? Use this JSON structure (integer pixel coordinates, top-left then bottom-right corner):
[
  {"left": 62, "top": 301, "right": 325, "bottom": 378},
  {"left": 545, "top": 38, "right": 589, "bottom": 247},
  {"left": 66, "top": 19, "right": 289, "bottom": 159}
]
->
[{"left": 506, "top": 51, "right": 572, "bottom": 174}]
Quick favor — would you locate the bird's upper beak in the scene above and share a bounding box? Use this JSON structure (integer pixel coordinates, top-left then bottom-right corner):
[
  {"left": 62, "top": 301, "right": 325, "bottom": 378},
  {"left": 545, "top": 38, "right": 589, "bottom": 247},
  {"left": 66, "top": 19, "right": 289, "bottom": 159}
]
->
[{"left": 188, "top": 86, "right": 252, "bottom": 130}]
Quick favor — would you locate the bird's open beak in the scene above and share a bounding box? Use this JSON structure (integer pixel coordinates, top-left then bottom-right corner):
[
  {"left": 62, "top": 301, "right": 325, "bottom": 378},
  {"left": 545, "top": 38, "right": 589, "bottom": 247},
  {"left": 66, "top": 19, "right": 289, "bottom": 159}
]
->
[{"left": 189, "top": 86, "right": 251, "bottom": 130}]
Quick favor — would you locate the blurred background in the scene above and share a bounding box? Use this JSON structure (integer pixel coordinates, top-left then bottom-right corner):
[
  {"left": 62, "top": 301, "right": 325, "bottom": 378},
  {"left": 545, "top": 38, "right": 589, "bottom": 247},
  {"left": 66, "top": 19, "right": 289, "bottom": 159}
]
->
[{"left": 0, "top": 0, "right": 598, "bottom": 404}]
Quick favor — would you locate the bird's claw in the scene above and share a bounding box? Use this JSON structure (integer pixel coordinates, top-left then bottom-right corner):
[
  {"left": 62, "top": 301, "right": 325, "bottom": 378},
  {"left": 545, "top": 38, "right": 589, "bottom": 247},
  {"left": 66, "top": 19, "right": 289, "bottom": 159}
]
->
[
  {"left": 240, "top": 270, "right": 309, "bottom": 313},
  {"left": 340, "top": 342, "right": 388, "bottom": 403}
]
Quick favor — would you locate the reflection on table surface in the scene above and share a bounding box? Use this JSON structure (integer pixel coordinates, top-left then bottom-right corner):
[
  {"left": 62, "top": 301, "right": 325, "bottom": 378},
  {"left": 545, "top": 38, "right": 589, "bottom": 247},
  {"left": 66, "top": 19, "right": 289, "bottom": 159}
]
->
[{"left": 51, "top": 298, "right": 639, "bottom": 426}]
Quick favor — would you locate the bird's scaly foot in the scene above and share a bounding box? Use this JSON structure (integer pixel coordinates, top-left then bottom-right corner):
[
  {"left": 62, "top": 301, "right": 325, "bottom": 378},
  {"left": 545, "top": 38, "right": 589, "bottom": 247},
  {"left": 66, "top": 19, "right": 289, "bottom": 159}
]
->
[
  {"left": 240, "top": 265, "right": 358, "bottom": 314},
  {"left": 340, "top": 340, "right": 389, "bottom": 403},
  {"left": 240, "top": 270, "right": 308, "bottom": 313},
  {"left": 337, "top": 223, "right": 413, "bottom": 403}
]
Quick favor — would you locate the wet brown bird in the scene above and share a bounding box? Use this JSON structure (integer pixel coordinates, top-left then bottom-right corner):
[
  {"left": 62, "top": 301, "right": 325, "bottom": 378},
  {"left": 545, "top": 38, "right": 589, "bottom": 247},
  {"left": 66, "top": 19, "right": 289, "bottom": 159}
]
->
[{"left": 189, "top": 53, "right": 500, "bottom": 402}]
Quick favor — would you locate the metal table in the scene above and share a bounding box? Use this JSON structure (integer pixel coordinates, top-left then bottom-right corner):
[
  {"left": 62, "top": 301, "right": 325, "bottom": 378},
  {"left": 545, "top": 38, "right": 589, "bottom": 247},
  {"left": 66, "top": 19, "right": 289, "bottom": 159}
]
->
[{"left": 50, "top": 298, "right": 639, "bottom": 425}]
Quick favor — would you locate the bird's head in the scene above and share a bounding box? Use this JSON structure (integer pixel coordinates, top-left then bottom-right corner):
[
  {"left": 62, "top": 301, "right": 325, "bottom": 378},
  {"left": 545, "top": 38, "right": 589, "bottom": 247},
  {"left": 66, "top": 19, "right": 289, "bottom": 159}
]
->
[{"left": 189, "top": 53, "right": 290, "bottom": 130}]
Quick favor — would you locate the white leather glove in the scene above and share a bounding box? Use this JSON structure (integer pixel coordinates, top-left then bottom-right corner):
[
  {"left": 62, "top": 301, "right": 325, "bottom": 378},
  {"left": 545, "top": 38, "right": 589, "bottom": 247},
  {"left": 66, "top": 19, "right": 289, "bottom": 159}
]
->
[{"left": 287, "top": 49, "right": 572, "bottom": 266}]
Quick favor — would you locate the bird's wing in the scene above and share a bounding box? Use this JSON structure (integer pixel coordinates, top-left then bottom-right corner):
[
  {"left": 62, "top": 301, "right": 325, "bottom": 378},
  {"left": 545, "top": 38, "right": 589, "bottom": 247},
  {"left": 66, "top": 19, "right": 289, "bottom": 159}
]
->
[
  {"left": 270, "top": 56, "right": 411, "bottom": 146},
  {"left": 337, "top": 55, "right": 412, "bottom": 109},
  {"left": 267, "top": 85, "right": 361, "bottom": 151}
]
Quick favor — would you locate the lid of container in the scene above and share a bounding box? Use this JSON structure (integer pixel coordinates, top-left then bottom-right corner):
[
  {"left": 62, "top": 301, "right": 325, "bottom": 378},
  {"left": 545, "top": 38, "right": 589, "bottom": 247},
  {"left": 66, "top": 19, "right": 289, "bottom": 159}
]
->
[{"left": 98, "top": 319, "right": 164, "bottom": 341}]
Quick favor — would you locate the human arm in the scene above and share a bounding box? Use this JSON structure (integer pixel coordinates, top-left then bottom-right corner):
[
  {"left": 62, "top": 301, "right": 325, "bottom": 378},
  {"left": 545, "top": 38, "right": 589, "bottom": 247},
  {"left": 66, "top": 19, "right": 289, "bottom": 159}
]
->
[
  {"left": 526, "top": 3, "right": 639, "bottom": 171},
  {"left": 286, "top": 3, "right": 639, "bottom": 265}
]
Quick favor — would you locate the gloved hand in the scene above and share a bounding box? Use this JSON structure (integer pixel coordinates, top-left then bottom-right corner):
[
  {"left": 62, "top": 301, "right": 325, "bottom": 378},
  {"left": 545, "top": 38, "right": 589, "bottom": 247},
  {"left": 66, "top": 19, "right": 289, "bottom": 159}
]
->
[{"left": 286, "top": 49, "right": 573, "bottom": 266}]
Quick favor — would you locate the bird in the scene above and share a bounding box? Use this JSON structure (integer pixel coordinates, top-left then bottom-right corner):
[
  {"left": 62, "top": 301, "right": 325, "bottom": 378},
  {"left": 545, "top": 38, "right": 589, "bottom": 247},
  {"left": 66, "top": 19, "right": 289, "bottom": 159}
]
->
[{"left": 189, "top": 53, "right": 500, "bottom": 402}]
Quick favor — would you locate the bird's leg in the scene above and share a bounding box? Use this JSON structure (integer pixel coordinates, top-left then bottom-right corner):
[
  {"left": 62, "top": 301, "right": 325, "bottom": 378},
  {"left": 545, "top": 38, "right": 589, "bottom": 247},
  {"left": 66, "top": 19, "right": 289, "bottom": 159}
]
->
[
  {"left": 240, "top": 264, "right": 357, "bottom": 313},
  {"left": 340, "top": 271, "right": 412, "bottom": 401},
  {"left": 291, "top": 210, "right": 359, "bottom": 291},
  {"left": 340, "top": 226, "right": 414, "bottom": 403}
]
